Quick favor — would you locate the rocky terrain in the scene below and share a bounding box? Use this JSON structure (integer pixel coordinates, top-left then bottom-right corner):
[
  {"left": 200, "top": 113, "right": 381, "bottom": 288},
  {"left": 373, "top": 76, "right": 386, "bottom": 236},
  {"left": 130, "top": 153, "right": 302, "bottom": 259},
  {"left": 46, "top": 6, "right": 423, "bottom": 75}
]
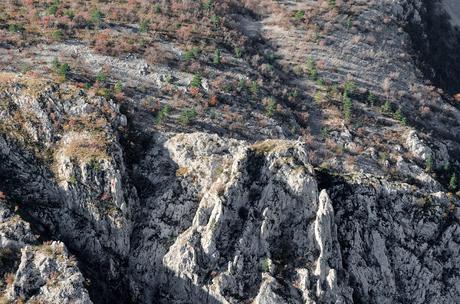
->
[{"left": 0, "top": 0, "right": 459, "bottom": 303}]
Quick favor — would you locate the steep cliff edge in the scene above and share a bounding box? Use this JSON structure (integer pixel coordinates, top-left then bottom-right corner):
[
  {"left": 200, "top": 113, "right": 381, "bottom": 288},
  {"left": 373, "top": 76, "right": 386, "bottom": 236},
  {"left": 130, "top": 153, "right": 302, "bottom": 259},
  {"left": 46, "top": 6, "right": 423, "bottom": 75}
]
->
[{"left": 1, "top": 0, "right": 460, "bottom": 303}]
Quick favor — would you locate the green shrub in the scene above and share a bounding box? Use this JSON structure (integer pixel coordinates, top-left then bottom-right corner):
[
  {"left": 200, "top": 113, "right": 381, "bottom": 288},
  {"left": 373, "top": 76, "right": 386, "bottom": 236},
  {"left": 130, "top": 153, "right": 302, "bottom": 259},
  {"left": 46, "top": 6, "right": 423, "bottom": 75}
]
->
[
  {"left": 114, "top": 81, "right": 123, "bottom": 94},
  {"left": 316, "top": 78, "right": 325, "bottom": 87},
  {"left": 96, "top": 71, "right": 107, "bottom": 84},
  {"left": 90, "top": 9, "right": 103, "bottom": 25},
  {"left": 343, "top": 80, "right": 356, "bottom": 96},
  {"left": 234, "top": 47, "right": 242, "bottom": 58},
  {"left": 64, "top": 9, "right": 75, "bottom": 19},
  {"left": 139, "top": 20, "right": 149, "bottom": 33},
  {"left": 449, "top": 173, "right": 458, "bottom": 192},
  {"left": 52, "top": 30, "right": 63, "bottom": 41},
  {"left": 156, "top": 105, "right": 170, "bottom": 125},
  {"left": 443, "top": 161, "right": 450, "bottom": 171},
  {"left": 367, "top": 92, "right": 376, "bottom": 106},
  {"left": 48, "top": 0, "right": 60, "bottom": 16},
  {"left": 59, "top": 63, "right": 70, "bottom": 79},
  {"left": 202, "top": 0, "right": 214, "bottom": 10},
  {"left": 342, "top": 93, "right": 352, "bottom": 122},
  {"left": 213, "top": 49, "right": 221, "bottom": 64},
  {"left": 307, "top": 57, "right": 317, "bottom": 80},
  {"left": 51, "top": 58, "right": 70, "bottom": 80},
  {"left": 394, "top": 108, "right": 407, "bottom": 125},
  {"left": 250, "top": 80, "right": 258, "bottom": 96},
  {"left": 88, "top": 159, "right": 101, "bottom": 172},
  {"left": 237, "top": 79, "right": 246, "bottom": 92},
  {"left": 289, "top": 89, "right": 299, "bottom": 99},
  {"left": 294, "top": 10, "right": 305, "bottom": 21},
  {"left": 179, "top": 108, "right": 197, "bottom": 125},
  {"left": 261, "top": 258, "right": 270, "bottom": 272},
  {"left": 8, "top": 24, "right": 24, "bottom": 33},
  {"left": 211, "top": 15, "right": 220, "bottom": 27},
  {"left": 425, "top": 155, "right": 433, "bottom": 173},
  {"left": 52, "top": 57, "right": 60, "bottom": 70},
  {"left": 381, "top": 100, "right": 392, "bottom": 113},
  {"left": 346, "top": 17, "right": 353, "bottom": 30},
  {"left": 190, "top": 74, "right": 202, "bottom": 88},
  {"left": 265, "top": 98, "right": 277, "bottom": 117},
  {"left": 102, "top": 88, "right": 111, "bottom": 99},
  {"left": 184, "top": 47, "right": 201, "bottom": 62}
]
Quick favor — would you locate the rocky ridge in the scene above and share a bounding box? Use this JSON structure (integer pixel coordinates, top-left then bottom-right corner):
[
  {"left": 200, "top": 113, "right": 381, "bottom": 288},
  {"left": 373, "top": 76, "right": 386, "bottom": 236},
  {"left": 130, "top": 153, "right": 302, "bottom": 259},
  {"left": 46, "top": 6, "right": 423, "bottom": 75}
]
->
[{"left": 0, "top": 0, "right": 459, "bottom": 303}]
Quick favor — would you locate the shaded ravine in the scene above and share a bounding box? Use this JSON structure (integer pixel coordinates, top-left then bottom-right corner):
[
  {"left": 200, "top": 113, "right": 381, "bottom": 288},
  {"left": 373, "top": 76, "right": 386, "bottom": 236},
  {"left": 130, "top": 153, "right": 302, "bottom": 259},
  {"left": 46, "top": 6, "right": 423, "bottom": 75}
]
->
[{"left": 404, "top": 0, "right": 460, "bottom": 95}]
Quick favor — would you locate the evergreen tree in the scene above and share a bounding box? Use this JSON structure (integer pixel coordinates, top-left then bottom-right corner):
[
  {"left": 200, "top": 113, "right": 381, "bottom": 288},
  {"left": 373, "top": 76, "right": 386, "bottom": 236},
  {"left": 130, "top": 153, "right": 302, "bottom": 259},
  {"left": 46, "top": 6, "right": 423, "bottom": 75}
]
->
[{"left": 449, "top": 173, "right": 458, "bottom": 192}]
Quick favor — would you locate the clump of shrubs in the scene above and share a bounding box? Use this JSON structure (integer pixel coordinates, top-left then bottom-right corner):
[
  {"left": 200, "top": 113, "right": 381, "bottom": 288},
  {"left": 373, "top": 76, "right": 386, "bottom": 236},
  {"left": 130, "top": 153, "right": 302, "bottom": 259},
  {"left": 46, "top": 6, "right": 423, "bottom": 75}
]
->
[{"left": 51, "top": 58, "right": 70, "bottom": 80}]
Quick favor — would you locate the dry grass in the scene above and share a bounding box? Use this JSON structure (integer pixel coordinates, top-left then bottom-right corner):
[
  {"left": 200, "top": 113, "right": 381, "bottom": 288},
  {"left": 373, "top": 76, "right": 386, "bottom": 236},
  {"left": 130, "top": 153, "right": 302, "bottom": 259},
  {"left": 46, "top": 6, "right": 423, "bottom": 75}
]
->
[
  {"left": 251, "top": 140, "right": 297, "bottom": 154},
  {"left": 176, "top": 167, "right": 189, "bottom": 177},
  {"left": 59, "top": 132, "right": 110, "bottom": 163}
]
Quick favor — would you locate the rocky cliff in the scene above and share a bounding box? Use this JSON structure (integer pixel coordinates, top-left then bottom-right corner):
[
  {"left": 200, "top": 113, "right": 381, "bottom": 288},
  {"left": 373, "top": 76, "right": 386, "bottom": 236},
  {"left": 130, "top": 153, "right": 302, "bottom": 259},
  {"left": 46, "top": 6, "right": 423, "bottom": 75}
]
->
[{"left": 0, "top": 0, "right": 459, "bottom": 303}]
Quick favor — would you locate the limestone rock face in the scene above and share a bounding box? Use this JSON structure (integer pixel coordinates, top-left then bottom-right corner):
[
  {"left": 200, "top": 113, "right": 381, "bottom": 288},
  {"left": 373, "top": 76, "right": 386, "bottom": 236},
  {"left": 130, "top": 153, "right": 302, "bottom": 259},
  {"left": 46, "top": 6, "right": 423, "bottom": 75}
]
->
[
  {"left": 0, "top": 0, "right": 460, "bottom": 303},
  {"left": 329, "top": 178, "right": 460, "bottom": 304},
  {"left": 405, "top": 130, "right": 432, "bottom": 161},
  {"left": 7, "top": 243, "right": 92, "bottom": 304},
  {"left": 153, "top": 135, "right": 347, "bottom": 303},
  {"left": 0, "top": 200, "right": 91, "bottom": 304},
  {"left": 0, "top": 76, "right": 135, "bottom": 302},
  {"left": 127, "top": 133, "right": 459, "bottom": 304}
]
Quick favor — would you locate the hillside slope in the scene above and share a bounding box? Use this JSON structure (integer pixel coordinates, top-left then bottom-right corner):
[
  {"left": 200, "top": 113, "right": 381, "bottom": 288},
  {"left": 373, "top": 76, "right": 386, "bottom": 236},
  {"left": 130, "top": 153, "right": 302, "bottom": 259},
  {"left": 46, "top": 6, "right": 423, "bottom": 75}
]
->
[{"left": 0, "top": 0, "right": 459, "bottom": 303}]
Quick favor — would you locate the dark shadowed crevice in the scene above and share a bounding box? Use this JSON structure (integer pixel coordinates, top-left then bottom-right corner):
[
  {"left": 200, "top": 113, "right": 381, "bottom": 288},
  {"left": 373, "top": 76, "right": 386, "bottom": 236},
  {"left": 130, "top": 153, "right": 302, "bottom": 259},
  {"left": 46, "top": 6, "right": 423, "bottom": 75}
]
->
[{"left": 404, "top": 0, "right": 460, "bottom": 95}]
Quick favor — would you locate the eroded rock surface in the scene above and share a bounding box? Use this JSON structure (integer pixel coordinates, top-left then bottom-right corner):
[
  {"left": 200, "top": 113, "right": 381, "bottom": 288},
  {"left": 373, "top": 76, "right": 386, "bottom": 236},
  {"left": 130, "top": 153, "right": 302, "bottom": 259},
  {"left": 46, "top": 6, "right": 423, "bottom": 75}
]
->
[
  {"left": 0, "top": 0, "right": 460, "bottom": 303},
  {"left": 0, "top": 200, "right": 91, "bottom": 303}
]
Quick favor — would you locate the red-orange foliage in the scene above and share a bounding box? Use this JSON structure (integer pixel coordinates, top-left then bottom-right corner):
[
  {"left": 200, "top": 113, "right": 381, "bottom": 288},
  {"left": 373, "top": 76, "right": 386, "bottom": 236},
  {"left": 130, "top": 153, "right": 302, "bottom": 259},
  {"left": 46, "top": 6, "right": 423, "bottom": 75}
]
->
[
  {"left": 189, "top": 87, "right": 200, "bottom": 96},
  {"left": 209, "top": 95, "right": 218, "bottom": 107}
]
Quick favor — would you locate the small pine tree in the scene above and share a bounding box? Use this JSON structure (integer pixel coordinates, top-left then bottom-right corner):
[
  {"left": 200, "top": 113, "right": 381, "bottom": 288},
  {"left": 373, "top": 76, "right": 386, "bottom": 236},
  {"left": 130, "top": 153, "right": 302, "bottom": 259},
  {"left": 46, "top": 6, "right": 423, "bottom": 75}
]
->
[
  {"left": 394, "top": 108, "right": 407, "bottom": 125},
  {"left": 114, "top": 81, "right": 123, "bottom": 94},
  {"left": 265, "top": 98, "right": 277, "bottom": 117},
  {"left": 52, "top": 57, "right": 60, "bottom": 70},
  {"left": 91, "top": 9, "right": 103, "bottom": 26},
  {"left": 425, "top": 155, "right": 433, "bottom": 173},
  {"left": 211, "top": 15, "right": 220, "bottom": 27},
  {"left": 234, "top": 47, "right": 242, "bottom": 58},
  {"left": 250, "top": 80, "right": 258, "bottom": 96},
  {"left": 343, "top": 80, "right": 356, "bottom": 95},
  {"left": 52, "top": 30, "right": 63, "bottom": 41},
  {"left": 306, "top": 57, "right": 317, "bottom": 80},
  {"left": 179, "top": 108, "right": 197, "bottom": 125},
  {"left": 381, "top": 100, "right": 392, "bottom": 113},
  {"left": 443, "top": 161, "right": 450, "bottom": 171},
  {"left": 48, "top": 0, "right": 60, "bottom": 16},
  {"left": 342, "top": 93, "right": 352, "bottom": 122},
  {"left": 190, "top": 74, "right": 202, "bottom": 88},
  {"left": 96, "top": 71, "right": 107, "bottom": 84},
  {"left": 213, "top": 49, "right": 221, "bottom": 65},
  {"left": 202, "top": 0, "right": 214, "bottom": 10},
  {"left": 367, "top": 92, "right": 376, "bottom": 107},
  {"left": 139, "top": 20, "right": 149, "bottom": 33},
  {"left": 64, "top": 9, "right": 75, "bottom": 19},
  {"left": 294, "top": 10, "right": 305, "bottom": 21},
  {"left": 449, "top": 173, "right": 458, "bottom": 192},
  {"left": 51, "top": 58, "right": 70, "bottom": 80},
  {"left": 155, "top": 105, "right": 170, "bottom": 125}
]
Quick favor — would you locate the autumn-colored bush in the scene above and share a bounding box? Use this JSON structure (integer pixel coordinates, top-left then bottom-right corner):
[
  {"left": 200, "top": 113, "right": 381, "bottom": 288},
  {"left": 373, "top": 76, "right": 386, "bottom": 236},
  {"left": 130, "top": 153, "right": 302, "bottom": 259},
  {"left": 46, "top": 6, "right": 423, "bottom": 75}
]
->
[{"left": 209, "top": 95, "right": 218, "bottom": 107}]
